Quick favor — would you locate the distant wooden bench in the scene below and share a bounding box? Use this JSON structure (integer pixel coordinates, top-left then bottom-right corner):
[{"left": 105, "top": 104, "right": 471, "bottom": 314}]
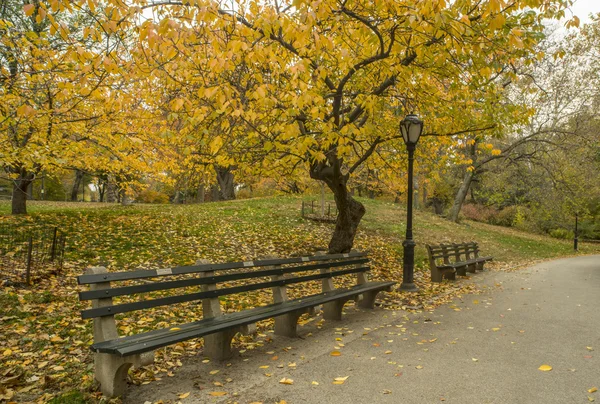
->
[
  {"left": 426, "top": 242, "right": 493, "bottom": 282},
  {"left": 77, "top": 251, "right": 395, "bottom": 397}
]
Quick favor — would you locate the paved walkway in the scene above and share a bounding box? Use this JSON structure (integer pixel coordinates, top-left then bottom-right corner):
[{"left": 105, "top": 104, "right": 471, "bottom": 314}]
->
[{"left": 127, "top": 255, "right": 600, "bottom": 404}]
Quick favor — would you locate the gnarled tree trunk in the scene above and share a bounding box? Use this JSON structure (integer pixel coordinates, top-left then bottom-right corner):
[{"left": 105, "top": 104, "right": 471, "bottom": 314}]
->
[{"left": 311, "top": 159, "right": 365, "bottom": 253}]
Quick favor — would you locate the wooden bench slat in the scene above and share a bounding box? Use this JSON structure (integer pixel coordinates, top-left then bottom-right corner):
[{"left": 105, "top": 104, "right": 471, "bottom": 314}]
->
[
  {"left": 79, "top": 258, "right": 370, "bottom": 301},
  {"left": 91, "top": 281, "right": 395, "bottom": 356},
  {"left": 81, "top": 266, "right": 370, "bottom": 319},
  {"left": 427, "top": 241, "right": 493, "bottom": 282},
  {"left": 77, "top": 252, "right": 367, "bottom": 285}
]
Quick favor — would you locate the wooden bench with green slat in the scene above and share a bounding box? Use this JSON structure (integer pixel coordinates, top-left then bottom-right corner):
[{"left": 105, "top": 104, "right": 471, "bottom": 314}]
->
[
  {"left": 426, "top": 241, "right": 493, "bottom": 282},
  {"left": 77, "top": 251, "right": 395, "bottom": 397}
]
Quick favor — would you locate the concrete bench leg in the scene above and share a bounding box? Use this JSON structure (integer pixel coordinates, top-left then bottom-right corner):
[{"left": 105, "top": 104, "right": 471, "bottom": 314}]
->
[
  {"left": 95, "top": 352, "right": 153, "bottom": 398},
  {"left": 358, "top": 290, "right": 379, "bottom": 309},
  {"left": 274, "top": 310, "right": 304, "bottom": 338},
  {"left": 323, "top": 298, "right": 349, "bottom": 321},
  {"left": 456, "top": 265, "right": 467, "bottom": 276},
  {"left": 203, "top": 326, "right": 245, "bottom": 360},
  {"left": 431, "top": 268, "right": 443, "bottom": 283},
  {"left": 477, "top": 262, "right": 485, "bottom": 271},
  {"left": 445, "top": 270, "right": 456, "bottom": 281},
  {"left": 467, "top": 263, "right": 477, "bottom": 273}
]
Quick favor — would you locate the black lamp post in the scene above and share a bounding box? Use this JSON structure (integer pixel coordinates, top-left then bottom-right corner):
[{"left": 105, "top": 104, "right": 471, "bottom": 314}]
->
[
  {"left": 574, "top": 213, "right": 579, "bottom": 251},
  {"left": 399, "top": 113, "right": 424, "bottom": 292}
]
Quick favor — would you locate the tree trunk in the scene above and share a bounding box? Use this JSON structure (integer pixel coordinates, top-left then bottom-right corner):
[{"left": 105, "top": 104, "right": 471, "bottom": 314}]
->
[
  {"left": 320, "top": 182, "right": 325, "bottom": 217},
  {"left": 215, "top": 165, "right": 235, "bottom": 200},
  {"left": 310, "top": 160, "right": 365, "bottom": 253},
  {"left": 121, "top": 189, "right": 133, "bottom": 206},
  {"left": 449, "top": 171, "right": 474, "bottom": 222},
  {"left": 71, "top": 170, "right": 84, "bottom": 202},
  {"left": 98, "top": 178, "right": 107, "bottom": 202},
  {"left": 432, "top": 198, "right": 444, "bottom": 215},
  {"left": 197, "top": 183, "right": 205, "bottom": 203},
  {"left": 12, "top": 172, "right": 33, "bottom": 215},
  {"left": 328, "top": 181, "right": 365, "bottom": 253},
  {"left": 106, "top": 177, "right": 118, "bottom": 203}
]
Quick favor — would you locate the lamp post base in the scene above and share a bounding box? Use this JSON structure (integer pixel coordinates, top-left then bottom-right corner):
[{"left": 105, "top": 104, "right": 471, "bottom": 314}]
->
[{"left": 398, "top": 282, "right": 418, "bottom": 292}]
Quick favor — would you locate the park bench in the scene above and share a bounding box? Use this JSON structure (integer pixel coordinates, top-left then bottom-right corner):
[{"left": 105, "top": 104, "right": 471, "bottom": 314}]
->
[
  {"left": 426, "top": 242, "right": 493, "bottom": 282},
  {"left": 77, "top": 251, "right": 395, "bottom": 397}
]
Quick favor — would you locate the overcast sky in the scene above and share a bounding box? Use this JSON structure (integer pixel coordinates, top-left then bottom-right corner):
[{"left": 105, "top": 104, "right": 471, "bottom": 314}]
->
[{"left": 569, "top": 0, "right": 600, "bottom": 24}]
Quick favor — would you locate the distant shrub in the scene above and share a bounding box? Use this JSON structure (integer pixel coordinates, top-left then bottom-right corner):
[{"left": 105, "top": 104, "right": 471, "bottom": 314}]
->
[
  {"left": 137, "top": 189, "right": 169, "bottom": 204},
  {"left": 461, "top": 204, "right": 496, "bottom": 223},
  {"left": 549, "top": 228, "right": 574, "bottom": 239},
  {"left": 489, "top": 205, "right": 519, "bottom": 227},
  {"left": 236, "top": 188, "right": 252, "bottom": 199}
]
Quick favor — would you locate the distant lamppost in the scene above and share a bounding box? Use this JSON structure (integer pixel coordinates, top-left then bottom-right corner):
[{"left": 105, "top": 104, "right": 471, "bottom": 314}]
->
[
  {"left": 399, "top": 113, "right": 424, "bottom": 292},
  {"left": 574, "top": 213, "right": 579, "bottom": 251}
]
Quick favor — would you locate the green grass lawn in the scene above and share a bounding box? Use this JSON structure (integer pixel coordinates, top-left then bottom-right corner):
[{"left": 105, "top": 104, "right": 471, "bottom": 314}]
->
[{"left": 0, "top": 197, "right": 597, "bottom": 403}]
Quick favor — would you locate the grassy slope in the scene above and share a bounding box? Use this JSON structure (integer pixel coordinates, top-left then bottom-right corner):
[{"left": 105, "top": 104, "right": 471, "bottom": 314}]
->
[
  {"left": 0, "top": 197, "right": 597, "bottom": 402},
  {"left": 1, "top": 196, "right": 593, "bottom": 270}
]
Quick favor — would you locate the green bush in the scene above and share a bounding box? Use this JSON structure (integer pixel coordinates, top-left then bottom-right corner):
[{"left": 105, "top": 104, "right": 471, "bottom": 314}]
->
[
  {"left": 549, "top": 228, "right": 574, "bottom": 239},
  {"left": 489, "top": 206, "right": 519, "bottom": 227}
]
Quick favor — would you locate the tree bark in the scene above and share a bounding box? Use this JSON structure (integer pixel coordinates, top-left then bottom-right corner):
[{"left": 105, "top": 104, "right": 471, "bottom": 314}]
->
[
  {"left": 71, "top": 170, "right": 84, "bottom": 202},
  {"left": 197, "top": 183, "right": 205, "bottom": 203},
  {"left": 106, "top": 177, "right": 118, "bottom": 203},
  {"left": 449, "top": 170, "right": 474, "bottom": 222},
  {"left": 98, "top": 177, "right": 107, "bottom": 202},
  {"left": 215, "top": 165, "right": 235, "bottom": 200},
  {"left": 310, "top": 160, "right": 365, "bottom": 253},
  {"left": 11, "top": 169, "right": 34, "bottom": 215}
]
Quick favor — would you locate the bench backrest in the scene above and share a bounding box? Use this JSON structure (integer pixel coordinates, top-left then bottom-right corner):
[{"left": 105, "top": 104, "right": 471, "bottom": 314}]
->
[
  {"left": 78, "top": 252, "right": 371, "bottom": 320},
  {"left": 426, "top": 242, "right": 480, "bottom": 266}
]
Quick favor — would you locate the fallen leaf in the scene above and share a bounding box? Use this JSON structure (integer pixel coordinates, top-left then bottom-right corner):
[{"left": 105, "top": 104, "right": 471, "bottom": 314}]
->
[
  {"left": 170, "top": 327, "right": 181, "bottom": 331},
  {"left": 330, "top": 351, "right": 341, "bottom": 356},
  {"left": 385, "top": 351, "right": 392, "bottom": 354},
  {"left": 383, "top": 389, "right": 392, "bottom": 394},
  {"left": 415, "top": 365, "right": 423, "bottom": 369},
  {"left": 259, "top": 365, "right": 269, "bottom": 369},
  {"left": 209, "top": 370, "right": 220, "bottom": 375},
  {"left": 472, "top": 358, "right": 478, "bottom": 362},
  {"left": 208, "top": 391, "right": 227, "bottom": 397},
  {"left": 589, "top": 387, "right": 598, "bottom": 394},
  {"left": 312, "top": 381, "right": 319, "bottom": 385},
  {"left": 178, "top": 392, "right": 190, "bottom": 399},
  {"left": 333, "top": 376, "right": 349, "bottom": 384},
  {"left": 279, "top": 378, "right": 294, "bottom": 385},
  {"left": 538, "top": 365, "right": 552, "bottom": 371}
]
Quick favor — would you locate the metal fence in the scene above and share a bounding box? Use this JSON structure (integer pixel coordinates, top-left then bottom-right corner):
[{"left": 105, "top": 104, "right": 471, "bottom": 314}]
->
[
  {"left": 301, "top": 200, "right": 338, "bottom": 220},
  {"left": 0, "top": 224, "right": 66, "bottom": 286}
]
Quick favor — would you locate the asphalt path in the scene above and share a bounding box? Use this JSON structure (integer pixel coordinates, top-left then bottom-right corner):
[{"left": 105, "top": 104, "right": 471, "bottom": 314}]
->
[{"left": 128, "top": 255, "right": 600, "bottom": 404}]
